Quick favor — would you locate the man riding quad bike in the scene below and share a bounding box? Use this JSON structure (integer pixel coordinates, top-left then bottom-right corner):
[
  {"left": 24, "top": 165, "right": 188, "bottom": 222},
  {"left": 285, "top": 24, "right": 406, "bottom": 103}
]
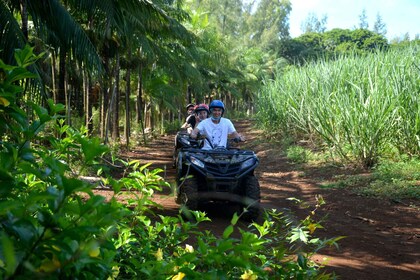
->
[
  {"left": 175, "top": 100, "right": 261, "bottom": 220},
  {"left": 175, "top": 136, "right": 261, "bottom": 220}
]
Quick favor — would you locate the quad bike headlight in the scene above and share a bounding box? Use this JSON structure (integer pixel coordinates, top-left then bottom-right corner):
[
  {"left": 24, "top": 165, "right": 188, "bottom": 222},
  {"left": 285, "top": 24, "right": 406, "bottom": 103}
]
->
[
  {"left": 190, "top": 156, "right": 205, "bottom": 168},
  {"left": 241, "top": 158, "right": 255, "bottom": 169}
]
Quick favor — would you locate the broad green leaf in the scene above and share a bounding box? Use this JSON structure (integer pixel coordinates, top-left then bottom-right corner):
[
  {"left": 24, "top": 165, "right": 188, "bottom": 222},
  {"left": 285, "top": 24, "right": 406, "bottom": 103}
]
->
[
  {"left": 222, "top": 225, "right": 234, "bottom": 239},
  {"left": 0, "top": 97, "right": 10, "bottom": 106},
  {"left": 0, "top": 233, "right": 17, "bottom": 276},
  {"left": 80, "top": 137, "right": 108, "bottom": 163},
  {"left": 11, "top": 219, "right": 38, "bottom": 246},
  {"left": 62, "top": 177, "right": 92, "bottom": 196},
  {"left": 230, "top": 212, "right": 239, "bottom": 226},
  {"left": 6, "top": 68, "right": 37, "bottom": 83}
]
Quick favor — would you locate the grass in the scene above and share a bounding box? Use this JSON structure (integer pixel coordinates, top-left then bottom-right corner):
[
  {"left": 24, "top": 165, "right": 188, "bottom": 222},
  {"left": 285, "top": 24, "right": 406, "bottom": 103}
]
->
[
  {"left": 320, "top": 157, "right": 420, "bottom": 204},
  {"left": 282, "top": 140, "right": 420, "bottom": 204},
  {"left": 257, "top": 44, "right": 420, "bottom": 168},
  {"left": 286, "top": 145, "right": 311, "bottom": 164},
  {"left": 277, "top": 135, "right": 419, "bottom": 205}
]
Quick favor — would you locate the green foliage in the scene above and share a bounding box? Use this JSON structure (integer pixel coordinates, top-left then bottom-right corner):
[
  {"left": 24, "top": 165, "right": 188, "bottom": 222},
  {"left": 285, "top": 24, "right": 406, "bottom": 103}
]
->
[
  {"left": 321, "top": 157, "right": 420, "bottom": 202},
  {"left": 162, "top": 119, "right": 182, "bottom": 134},
  {"left": 1, "top": 49, "right": 337, "bottom": 279},
  {"left": 257, "top": 45, "right": 420, "bottom": 168},
  {"left": 282, "top": 28, "right": 389, "bottom": 64},
  {"left": 358, "top": 158, "right": 420, "bottom": 201},
  {"left": 0, "top": 47, "right": 122, "bottom": 279},
  {"left": 287, "top": 145, "right": 312, "bottom": 164}
]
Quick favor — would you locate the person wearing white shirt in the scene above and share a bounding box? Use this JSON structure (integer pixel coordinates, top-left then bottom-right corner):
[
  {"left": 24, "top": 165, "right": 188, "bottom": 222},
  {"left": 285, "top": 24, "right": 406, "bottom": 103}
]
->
[{"left": 190, "top": 100, "right": 244, "bottom": 149}]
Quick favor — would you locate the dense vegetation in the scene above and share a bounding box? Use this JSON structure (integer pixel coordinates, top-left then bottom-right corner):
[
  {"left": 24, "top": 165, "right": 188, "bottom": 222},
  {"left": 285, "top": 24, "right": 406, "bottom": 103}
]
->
[
  {"left": 1, "top": 0, "right": 419, "bottom": 278},
  {"left": 1, "top": 0, "right": 407, "bottom": 144},
  {"left": 0, "top": 49, "right": 344, "bottom": 279},
  {"left": 257, "top": 44, "right": 420, "bottom": 168}
]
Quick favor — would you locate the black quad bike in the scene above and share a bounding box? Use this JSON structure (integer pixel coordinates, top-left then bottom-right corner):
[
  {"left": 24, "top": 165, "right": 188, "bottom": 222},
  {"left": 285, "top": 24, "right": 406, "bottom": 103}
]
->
[{"left": 175, "top": 135, "right": 261, "bottom": 220}]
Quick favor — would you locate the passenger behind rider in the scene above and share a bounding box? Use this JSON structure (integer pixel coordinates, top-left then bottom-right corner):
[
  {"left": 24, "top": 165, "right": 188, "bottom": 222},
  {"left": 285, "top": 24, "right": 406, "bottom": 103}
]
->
[
  {"left": 173, "top": 103, "right": 209, "bottom": 166},
  {"left": 181, "top": 103, "right": 196, "bottom": 130},
  {"left": 187, "top": 104, "right": 209, "bottom": 133},
  {"left": 190, "top": 100, "right": 245, "bottom": 150}
]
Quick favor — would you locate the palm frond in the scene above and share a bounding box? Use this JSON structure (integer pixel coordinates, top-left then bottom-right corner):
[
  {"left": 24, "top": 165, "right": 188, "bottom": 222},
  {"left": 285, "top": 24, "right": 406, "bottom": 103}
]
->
[
  {"left": 27, "top": 0, "right": 103, "bottom": 73},
  {"left": 0, "top": 1, "right": 26, "bottom": 64}
]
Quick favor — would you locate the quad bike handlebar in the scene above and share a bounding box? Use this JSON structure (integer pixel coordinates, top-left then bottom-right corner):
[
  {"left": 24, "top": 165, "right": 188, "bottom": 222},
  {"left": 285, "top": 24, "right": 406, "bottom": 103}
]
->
[{"left": 197, "top": 134, "right": 244, "bottom": 150}]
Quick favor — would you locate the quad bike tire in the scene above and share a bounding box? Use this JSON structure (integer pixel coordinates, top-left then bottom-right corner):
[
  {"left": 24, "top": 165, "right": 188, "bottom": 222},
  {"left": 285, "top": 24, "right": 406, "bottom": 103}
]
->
[
  {"left": 241, "top": 175, "right": 261, "bottom": 221},
  {"left": 172, "top": 148, "right": 178, "bottom": 168},
  {"left": 177, "top": 176, "right": 199, "bottom": 211}
]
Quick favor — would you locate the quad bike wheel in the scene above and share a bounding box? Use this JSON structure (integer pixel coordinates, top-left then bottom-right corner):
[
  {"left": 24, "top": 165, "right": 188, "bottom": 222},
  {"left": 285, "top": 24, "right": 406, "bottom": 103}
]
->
[
  {"left": 241, "top": 175, "right": 261, "bottom": 221},
  {"left": 177, "top": 176, "right": 199, "bottom": 211}
]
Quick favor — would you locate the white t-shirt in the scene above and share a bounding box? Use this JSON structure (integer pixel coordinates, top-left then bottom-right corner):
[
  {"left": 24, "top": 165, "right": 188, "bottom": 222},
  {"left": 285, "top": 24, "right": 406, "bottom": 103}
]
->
[{"left": 196, "top": 118, "right": 236, "bottom": 150}]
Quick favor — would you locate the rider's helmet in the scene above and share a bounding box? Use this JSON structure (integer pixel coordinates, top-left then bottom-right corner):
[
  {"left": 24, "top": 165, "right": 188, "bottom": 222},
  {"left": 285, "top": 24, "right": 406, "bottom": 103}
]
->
[
  {"left": 194, "top": 104, "right": 210, "bottom": 114},
  {"left": 195, "top": 104, "right": 210, "bottom": 121},
  {"left": 186, "top": 103, "right": 195, "bottom": 110},
  {"left": 209, "top": 100, "right": 225, "bottom": 121},
  {"left": 186, "top": 103, "right": 195, "bottom": 116},
  {"left": 209, "top": 100, "right": 225, "bottom": 114}
]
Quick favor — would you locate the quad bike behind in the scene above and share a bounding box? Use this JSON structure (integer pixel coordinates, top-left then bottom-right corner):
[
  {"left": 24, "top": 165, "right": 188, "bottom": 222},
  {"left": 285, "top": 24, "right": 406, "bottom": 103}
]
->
[
  {"left": 172, "top": 131, "right": 203, "bottom": 167},
  {"left": 175, "top": 136, "right": 261, "bottom": 220}
]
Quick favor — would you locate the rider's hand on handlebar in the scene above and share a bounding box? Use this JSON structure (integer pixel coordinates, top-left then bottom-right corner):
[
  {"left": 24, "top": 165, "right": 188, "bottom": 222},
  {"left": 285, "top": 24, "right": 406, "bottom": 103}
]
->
[
  {"left": 233, "top": 135, "right": 245, "bottom": 143},
  {"left": 196, "top": 132, "right": 207, "bottom": 140}
]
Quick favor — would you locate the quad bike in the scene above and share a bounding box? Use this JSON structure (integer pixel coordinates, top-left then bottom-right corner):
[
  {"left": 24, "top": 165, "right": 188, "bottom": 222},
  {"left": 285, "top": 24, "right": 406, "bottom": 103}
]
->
[{"left": 175, "top": 136, "right": 261, "bottom": 221}]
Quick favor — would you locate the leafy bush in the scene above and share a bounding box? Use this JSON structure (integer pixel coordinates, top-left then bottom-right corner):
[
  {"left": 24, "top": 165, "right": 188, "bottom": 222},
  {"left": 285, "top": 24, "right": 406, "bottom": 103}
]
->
[
  {"left": 163, "top": 119, "right": 182, "bottom": 134},
  {"left": 1, "top": 46, "right": 338, "bottom": 279},
  {"left": 287, "top": 145, "right": 311, "bottom": 164}
]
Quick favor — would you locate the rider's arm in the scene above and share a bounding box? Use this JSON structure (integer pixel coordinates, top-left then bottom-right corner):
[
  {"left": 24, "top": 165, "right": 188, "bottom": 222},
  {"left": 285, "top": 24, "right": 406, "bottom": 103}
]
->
[
  {"left": 181, "top": 122, "right": 190, "bottom": 129},
  {"left": 182, "top": 114, "right": 195, "bottom": 129},
  {"left": 190, "top": 127, "right": 200, "bottom": 139},
  {"left": 231, "top": 131, "right": 245, "bottom": 142}
]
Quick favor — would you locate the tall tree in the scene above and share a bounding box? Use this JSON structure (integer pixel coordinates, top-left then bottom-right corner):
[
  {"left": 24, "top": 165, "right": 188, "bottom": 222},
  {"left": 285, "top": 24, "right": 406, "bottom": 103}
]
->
[
  {"left": 357, "top": 8, "right": 369, "bottom": 29},
  {"left": 373, "top": 12, "right": 387, "bottom": 36},
  {"left": 300, "top": 12, "right": 328, "bottom": 34},
  {"left": 248, "top": 0, "right": 292, "bottom": 47},
  {"left": 0, "top": 0, "right": 103, "bottom": 107}
]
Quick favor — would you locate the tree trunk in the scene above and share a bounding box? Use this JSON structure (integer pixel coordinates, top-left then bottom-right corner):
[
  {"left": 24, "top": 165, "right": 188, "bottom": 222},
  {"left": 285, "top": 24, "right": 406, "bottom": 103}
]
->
[
  {"left": 150, "top": 103, "right": 154, "bottom": 133},
  {"left": 125, "top": 52, "right": 131, "bottom": 147},
  {"left": 112, "top": 52, "right": 120, "bottom": 141},
  {"left": 58, "top": 49, "right": 66, "bottom": 106},
  {"left": 105, "top": 57, "right": 119, "bottom": 144},
  {"left": 100, "top": 82, "right": 105, "bottom": 139},
  {"left": 51, "top": 50, "right": 57, "bottom": 103},
  {"left": 187, "top": 85, "right": 192, "bottom": 104},
  {"left": 83, "top": 67, "right": 92, "bottom": 133},
  {"left": 101, "top": 20, "right": 112, "bottom": 140},
  {"left": 101, "top": 62, "right": 110, "bottom": 140},
  {"left": 136, "top": 63, "right": 146, "bottom": 144},
  {"left": 66, "top": 73, "right": 71, "bottom": 126},
  {"left": 160, "top": 108, "right": 164, "bottom": 134},
  {"left": 19, "top": 0, "right": 28, "bottom": 40}
]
